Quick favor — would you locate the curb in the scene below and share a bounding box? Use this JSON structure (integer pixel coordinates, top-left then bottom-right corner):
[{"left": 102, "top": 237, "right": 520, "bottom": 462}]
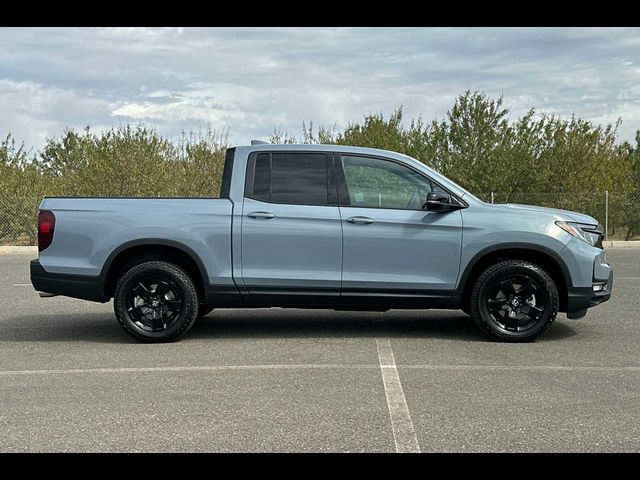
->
[
  {"left": 0, "top": 246, "right": 38, "bottom": 255},
  {"left": 603, "top": 241, "right": 640, "bottom": 248}
]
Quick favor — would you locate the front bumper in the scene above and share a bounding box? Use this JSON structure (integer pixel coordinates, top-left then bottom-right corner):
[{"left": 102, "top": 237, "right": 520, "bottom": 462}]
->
[{"left": 566, "top": 269, "right": 613, "bottom": 319}]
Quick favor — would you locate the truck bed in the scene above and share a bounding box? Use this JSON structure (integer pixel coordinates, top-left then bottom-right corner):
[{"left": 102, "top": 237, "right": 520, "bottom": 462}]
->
[{"left": 38, "top": 197, "right": 234, "bottom": 285}]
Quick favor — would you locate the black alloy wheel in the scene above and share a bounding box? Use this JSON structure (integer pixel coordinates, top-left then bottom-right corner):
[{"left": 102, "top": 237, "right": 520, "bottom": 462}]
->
[
  {"left": 470, "top": 260, "right": 559, "bottom": 342},
  {"left": 485, "top": 274, "right": 545, "bottom": 333},
  {"left": 114, "top": 261, "right": 199, "bottom": 342},
  {"left": 126, "top": 276, "right": 184, "bottom": 332}
]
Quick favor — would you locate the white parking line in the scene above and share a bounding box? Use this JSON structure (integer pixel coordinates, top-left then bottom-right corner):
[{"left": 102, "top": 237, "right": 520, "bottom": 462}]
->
[
  {"left": 401, "top": 364, "right": 640, "bottom": 372},
  {"left": 376, "top": 339, "right": 421, "bottom": 453},
  {"left": 0, "top": 364, "right": 377, "bottom": 376},
  {"left": 12, "top": 284, "right": 31, "bottom": 287},
  {"left": 0, "top": 363, "right": 637, "bottom": 377}
]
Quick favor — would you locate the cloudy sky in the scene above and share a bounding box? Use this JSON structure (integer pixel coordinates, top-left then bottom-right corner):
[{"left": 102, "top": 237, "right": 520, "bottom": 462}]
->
[{"left": 1, "top": 27, "right": 639, "bottom": 150}]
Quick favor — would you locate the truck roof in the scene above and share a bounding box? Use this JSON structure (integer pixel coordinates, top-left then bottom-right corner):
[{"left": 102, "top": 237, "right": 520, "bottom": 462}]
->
[{"left": 236, "top": 143, "right": 407, "bottom": 159}]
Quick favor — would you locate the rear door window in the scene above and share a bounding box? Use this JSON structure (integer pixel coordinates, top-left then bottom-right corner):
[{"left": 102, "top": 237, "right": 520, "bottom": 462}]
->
[{"left": 249, "top": 153, "right": 331, "bottom": 206}]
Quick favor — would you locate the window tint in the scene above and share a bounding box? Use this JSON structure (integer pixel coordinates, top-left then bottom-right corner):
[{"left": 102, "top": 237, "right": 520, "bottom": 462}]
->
[
  {"left": 340, "top": 155, "right": 432, "bottom": 210},
  {"left": 220, "top": 148, "right": 235, "bottom": 198},
  {"left": 251, "top": 153, "right": 329, "bottom": 205},
  {"left": 253, "top": 153, "right": 271, "bottom": 201}
]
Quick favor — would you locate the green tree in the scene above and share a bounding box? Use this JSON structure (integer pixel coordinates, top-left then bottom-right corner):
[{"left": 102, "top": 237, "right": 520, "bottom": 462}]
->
[
  {"left": 174, "top": 128, "right": 229, "bottom": 197},
  {"left": 622, "top": 131, "right": 640, "bottom": 239},
  {"left": 1, "top": 90, "right": 638, "bottom": 244},
  {"left": 0, "top": 134, "right": 45, "bottom": 244}
]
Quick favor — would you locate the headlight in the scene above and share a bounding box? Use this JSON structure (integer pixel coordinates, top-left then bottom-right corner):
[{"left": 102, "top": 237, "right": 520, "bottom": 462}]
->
[
  {"left": 556, "top": 221, "right": 588, "bottom": 242},
  {"left": 581, "top": 230, "right": 601, "bottom": 246},
  {"left": 555, "top": 221, "right": 602, "bottom": 247}
]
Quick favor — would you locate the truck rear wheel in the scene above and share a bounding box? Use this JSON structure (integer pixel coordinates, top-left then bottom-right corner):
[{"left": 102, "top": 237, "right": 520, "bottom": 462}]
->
[
  {"left": 470, "top": 260, "right": 559, "bottom": 342},
  {"left": 113, "top": 261, "right": 199, "bottom": 343}
]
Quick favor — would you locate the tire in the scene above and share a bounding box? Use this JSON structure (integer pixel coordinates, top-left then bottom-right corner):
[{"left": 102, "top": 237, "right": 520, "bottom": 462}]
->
[
  {"left": 113, "top": 261, "right": 200, "bottom": 343},
  {"left": 470, "top": 260, "right": 558, "bottom": 342}
]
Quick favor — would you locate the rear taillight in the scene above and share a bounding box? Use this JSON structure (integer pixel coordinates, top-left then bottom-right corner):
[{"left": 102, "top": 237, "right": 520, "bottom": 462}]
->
[{"left": 38, "top": 210, "right": 55, "bottom": 252}]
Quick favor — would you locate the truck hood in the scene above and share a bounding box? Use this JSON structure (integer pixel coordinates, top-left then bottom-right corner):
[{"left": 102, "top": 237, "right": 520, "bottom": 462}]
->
[{"left": 497, "top": 203, "right": 599, "bottom": 226}]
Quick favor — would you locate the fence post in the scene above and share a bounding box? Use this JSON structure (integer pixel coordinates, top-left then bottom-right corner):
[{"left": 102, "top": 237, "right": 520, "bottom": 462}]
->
[
  {"left": 491, "top": 191, "right": 494, "bottom": 204},
  {"left": 605, "top": 190, "right": 609, "bottom": 241}
]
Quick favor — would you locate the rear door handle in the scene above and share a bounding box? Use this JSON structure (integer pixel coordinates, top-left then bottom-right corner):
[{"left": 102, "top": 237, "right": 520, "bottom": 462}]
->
[
  {"left": 345, "top": 216, "right": 374, "bottom": 225},
  {"left": 247, "top": 211, "right": 275, "bottom": 220}
]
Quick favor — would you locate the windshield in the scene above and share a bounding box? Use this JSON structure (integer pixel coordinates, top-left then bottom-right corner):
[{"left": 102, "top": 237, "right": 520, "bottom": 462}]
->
[
  {"left": 408, "top": 155, "right": 482, "bottom": 203},
  {"left": 445, "top": 178, "right": 481, "bottom": 202}
]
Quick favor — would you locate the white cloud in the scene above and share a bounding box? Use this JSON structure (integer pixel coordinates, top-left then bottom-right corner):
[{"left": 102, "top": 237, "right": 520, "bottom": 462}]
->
[
  {"left": 0, "top": 27, "right": 638, "bottom": 150},
  {"left": 0, "top": 79, "right": 118, "bottom": 148}
]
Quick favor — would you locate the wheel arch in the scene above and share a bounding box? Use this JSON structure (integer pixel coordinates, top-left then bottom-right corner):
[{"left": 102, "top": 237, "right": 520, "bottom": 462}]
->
[
  {"left": 457, "top": 243, "right": 571, "bottom": 313},
  {"left": 101, "top": 239, "right": 209, "bottom": 302}
]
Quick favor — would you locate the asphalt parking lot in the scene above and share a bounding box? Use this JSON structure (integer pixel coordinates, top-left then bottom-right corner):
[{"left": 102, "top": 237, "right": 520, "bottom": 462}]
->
[{"left": 0, "top": 249, "right": 638, "bottom": 452}]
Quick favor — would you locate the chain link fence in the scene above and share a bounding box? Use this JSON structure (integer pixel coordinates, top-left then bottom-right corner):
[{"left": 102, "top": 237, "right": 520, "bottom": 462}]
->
[
  {"left": 0, "top": 195, "right": 40, "bottom": 246},
  {"left": 348, "top": 189, "right": 425, "bottom": 209},
  {"left": 1, "top": 191, "right": 639, "bottom": 246},
  {"left": 476, "top": 191, "right": 640, "bottom": 240}
]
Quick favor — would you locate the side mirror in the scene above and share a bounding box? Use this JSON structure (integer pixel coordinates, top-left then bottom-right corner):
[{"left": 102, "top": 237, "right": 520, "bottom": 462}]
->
[{"left": 424, "top": 191, "right": 454, "bottom": 211}]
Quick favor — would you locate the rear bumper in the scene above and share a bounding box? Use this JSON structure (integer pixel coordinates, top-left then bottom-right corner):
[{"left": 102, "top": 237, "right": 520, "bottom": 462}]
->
[
  {"left": 566, "top": 269, "right": 613, "bottom": 319},
  {"left": 30, "top": 260, "right": 107, "bottom": 302}
]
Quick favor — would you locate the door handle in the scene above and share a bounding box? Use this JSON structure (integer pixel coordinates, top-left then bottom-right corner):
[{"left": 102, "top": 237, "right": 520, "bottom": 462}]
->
[
  {"left": 345, "top": 216, "right": 374, "bottom": 225},
  {"left": 247, "top": 211, "right": 275, "bottom": 219}
]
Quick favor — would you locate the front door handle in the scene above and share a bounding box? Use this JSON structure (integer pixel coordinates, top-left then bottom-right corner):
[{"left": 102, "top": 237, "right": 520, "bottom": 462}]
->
[
  {"left": 247, "top": 211, "right": 275, "bottom": 220},
  {"left": 345, "top": 216, "right": 374, "bottom": 225}
]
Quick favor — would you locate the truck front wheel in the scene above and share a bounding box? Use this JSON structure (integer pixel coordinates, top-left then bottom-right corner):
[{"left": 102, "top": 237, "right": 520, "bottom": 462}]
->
[
  {"left": 470, "top": 260, "right": 559, "bottom": 342},
  {"left": 113, "top": 261, "right": 200, "bottom": 343}
]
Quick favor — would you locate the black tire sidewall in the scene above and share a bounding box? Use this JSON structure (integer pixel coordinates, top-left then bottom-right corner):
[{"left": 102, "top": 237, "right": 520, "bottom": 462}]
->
[
  {"left": 471, "top": 260, "right": 559, "bottom": 342},
  {"left": 114, "top": 261, "right": 199, "bottom": 342}
]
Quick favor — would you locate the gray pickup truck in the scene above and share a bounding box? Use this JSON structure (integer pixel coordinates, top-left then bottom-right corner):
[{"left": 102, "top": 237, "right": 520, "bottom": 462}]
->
[{"left": 31, "top": 143, "right": 612, "bottom": 343}]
